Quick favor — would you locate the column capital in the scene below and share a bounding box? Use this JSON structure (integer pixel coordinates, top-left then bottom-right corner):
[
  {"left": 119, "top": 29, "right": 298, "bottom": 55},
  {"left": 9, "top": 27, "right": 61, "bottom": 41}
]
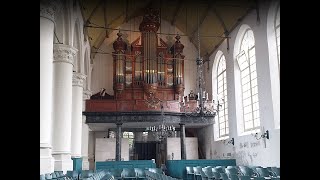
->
[
  {"left": 53, "top": 44, "right": 78, "bottom": 65},
  {"left": 179, "top": 123, "right": 185, "bottom": 126},
  {"left": 73, "top": 72, "right": 86, "bottom": 87},
  {"left": 83, "top": 90, "right": 92, "bottom": 100},
  {"left": 40, "top": 0, "right": 62, "bottom": 22}
]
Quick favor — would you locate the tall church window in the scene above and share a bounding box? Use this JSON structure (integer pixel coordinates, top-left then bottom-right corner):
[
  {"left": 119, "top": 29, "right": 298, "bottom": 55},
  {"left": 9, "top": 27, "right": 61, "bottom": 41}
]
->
[
  {"left": 236, "top": 29, "right": 260, "bottom": 132},
  {"left": 217, "top": 54, "right": 228, "bottom": 137}
]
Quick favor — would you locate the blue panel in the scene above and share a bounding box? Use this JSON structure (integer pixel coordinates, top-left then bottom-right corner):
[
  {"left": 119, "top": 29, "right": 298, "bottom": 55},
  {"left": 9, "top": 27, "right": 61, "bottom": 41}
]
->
[
  {"left": 72, "top": 157, "right": 83, "bottom": 173},
  {"left": 166, "top": 159, "right": 236, "bottom": 179},
  {"left": 95, "top": 160, "right": 156, "bottom": 171}
]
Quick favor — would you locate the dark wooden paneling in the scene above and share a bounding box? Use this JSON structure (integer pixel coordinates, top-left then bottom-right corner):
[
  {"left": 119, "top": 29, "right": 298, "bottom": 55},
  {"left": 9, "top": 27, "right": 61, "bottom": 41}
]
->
[
  {"left": 133, "top": 90, "right": 144, "bottom": 99},
  {"left": 86, "top": 100, "right": 117, "bottom": 112},
  {"left": 117, "top": 101, "right": 134, "bottom": 111}
]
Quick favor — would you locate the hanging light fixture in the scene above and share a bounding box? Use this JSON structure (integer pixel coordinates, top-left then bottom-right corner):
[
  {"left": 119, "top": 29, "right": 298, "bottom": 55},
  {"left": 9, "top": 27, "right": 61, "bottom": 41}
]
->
[
  {"left": 179, "top": 5, "right": 223, "bottom": 118},
  {"left": 145, "top": 103, "right": 176, "bottom": 141}
]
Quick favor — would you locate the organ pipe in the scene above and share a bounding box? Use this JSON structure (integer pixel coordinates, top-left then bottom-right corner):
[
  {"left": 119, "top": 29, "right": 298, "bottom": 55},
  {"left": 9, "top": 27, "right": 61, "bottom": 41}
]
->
[{"left": 113, "top": 32, "right": 127, "bottom": 93}]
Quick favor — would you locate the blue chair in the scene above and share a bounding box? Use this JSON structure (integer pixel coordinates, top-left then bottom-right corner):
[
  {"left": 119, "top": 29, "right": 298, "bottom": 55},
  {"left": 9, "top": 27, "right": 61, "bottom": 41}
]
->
[
  {"left": 227, "top": 166, "right": 237, "bottom": 169},
  {"left": 202, "top": 168, "right": 214, "bottom": 180},
  {"left": 51, "top": 172, "right": 57, "bottom": 179},
  {"left": 225, "top": 167, "right": 239, "bottom": 178},
  {"left": 148, "top": 168, "right": 163, "bottom": 174},
  {"left": 134, "top": 168, "right": 146, "bottom": 179},
  {"left": 66, "top": 170, "right": 78, "bottom": 180},
  {"left": 199, "top": 170, "right": 208, "bottom": 180},
  {"left": 109, "top": 169, "right": 122, "bottom": 180},
  {"left": 193, "top": 167, "right": 202, "bottom": 180},
  {"left": 271, "top": 167, "right": 280, "bottom": 177},
  {"left": 271, "top": 178, "right": 280, "bottom": 180},
  {"left": 212, "top": 172, "right": 221, "bottom": 180},
  {"left": 216, "top": 166, "right": 226, "bottom": 171},
  {"left": 55, "top": 171, "right": 64, "bottom": 178},
  {"left": 213, "top": 167, "right": 225, "bottom": 174},
  {"left": 253, "top": 177, "right": 265, "bottom": 180},
  {"left": 45, "top": 173, "right": 52, "bottom": 180},
  {"left": 122, "top": 168, "right": 137, "bottom": 179},
  {"left": 186, "top": 166, "right": 194, "bottom": 180},
  {"left": 40, "top": 174, "right": 45, "bottom": 180},
  {"left": 238, "top": 175, "right": 251, "bottom": 180},
  {"left": 239, "top": 166, "right": 256, "bottom": 177},
  {"left": 220, "top": 173, "right": 229, "bottom": 180},
  {"left": 250, "top": 166, "right": 261, "bottom": 175},
  {"left": 256, "top": 167, "right": 272, "bottom": 178},
  {"left": 266, "top": 167, "right": 272, "bottom": 171},
  {"left": 101, "top": 173, "right": 115, "bottom": 180},
  {"left": 81, "top": 178, "right": 93, "bottom": 180},
  {"left": 229, "top": 174, "right": 240, "bottom": 180},
  {"left": 81, "top": 170, "right": 94, "bottom": 178}
]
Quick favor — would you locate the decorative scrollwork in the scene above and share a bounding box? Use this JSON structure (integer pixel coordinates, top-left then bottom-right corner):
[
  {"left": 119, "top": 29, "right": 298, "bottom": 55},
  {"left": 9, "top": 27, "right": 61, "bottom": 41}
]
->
[{"left": 145, "top": 94, "right": 162, "bottom": 109}]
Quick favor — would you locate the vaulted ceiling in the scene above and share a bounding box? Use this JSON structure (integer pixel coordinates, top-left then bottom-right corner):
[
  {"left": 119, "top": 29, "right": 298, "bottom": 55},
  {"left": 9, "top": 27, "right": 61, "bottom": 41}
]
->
[{"left": 79, "top": 0, "right": 256, "bottom": 57}]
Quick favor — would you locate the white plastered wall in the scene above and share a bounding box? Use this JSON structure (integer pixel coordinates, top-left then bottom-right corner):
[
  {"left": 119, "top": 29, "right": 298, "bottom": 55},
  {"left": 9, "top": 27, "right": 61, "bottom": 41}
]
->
[{"left": 166, "top": 137, "right": 198, "bottom": 160}]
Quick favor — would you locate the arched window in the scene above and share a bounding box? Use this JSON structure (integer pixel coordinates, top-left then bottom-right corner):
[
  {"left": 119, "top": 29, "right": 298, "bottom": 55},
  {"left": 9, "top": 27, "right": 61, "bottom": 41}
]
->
[
  {"left": 236, "top": 29, "right": 260, "bottom": 132},
  {"left": 275, "top": 5, "right": 280, "bottom": 71},
  {"left": 217, "top": 54, "right": 228, "bottom": 137}
]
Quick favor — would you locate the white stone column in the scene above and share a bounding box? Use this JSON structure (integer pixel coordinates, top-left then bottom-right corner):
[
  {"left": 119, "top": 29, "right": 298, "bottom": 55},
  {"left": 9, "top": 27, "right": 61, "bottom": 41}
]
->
[
  {"left": 40, "top": 0, "right": 59, "bottom": 174},
  {"left": 52, "top": 44, "right": 77, "bottom": 172},
  {"left": 71, "top": 73, "right": 86, "bottom": 158},
  {"left": 82, "top": 90, "right": 92, "bottom": 170}
]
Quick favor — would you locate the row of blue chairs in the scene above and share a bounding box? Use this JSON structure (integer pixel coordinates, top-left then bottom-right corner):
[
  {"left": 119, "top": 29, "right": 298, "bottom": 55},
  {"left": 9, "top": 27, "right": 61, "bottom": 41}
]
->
[
  {"left": 41, "top": 170, "right": 91, "bottom": 180},
  {"left": 40, "top": 171, "right": 72, "bottom": 180},
  {"left": 100, "top": 168, "right": 163, "bottom": 179},
  {"left": 41, "top": 168, "right": 164, "bottom": 180},
  {"left": 145, "top": 170, "right": 181, "bottom": 180},
  {"left": 81, "top": 170, "right": 114, "bottom": 180},
  {"left": 102, "top": 168, "right": 163, "bottom": 179},
  {"left": 186, "top": 166, "right": 280, "bottom": 180}
]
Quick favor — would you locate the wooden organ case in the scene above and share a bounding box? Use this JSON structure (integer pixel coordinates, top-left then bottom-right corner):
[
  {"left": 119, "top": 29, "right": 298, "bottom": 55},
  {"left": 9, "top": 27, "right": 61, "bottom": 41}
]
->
[{"left": 111, "top": 8, "right": 185, "bottom": 112}]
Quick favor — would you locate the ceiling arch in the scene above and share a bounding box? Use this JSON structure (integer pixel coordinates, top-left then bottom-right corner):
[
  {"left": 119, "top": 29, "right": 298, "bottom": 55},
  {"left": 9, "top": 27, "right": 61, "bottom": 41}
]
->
[{"left": 78, "top": 0, "right": 256, "bottom": 57}]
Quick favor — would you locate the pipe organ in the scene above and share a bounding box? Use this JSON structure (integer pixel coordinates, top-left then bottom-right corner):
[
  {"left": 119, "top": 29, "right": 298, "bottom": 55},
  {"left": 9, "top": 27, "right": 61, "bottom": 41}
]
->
[{"left": 112, "top": 8, "right": 185, "bottom": 105}]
